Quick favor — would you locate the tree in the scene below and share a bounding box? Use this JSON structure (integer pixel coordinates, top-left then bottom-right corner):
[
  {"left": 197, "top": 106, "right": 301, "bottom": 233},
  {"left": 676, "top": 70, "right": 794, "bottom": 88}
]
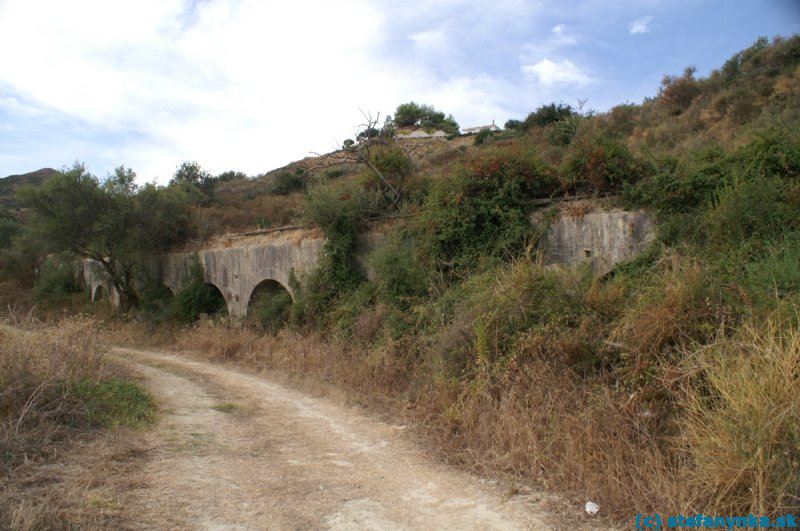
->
[
  {"left": 393, "top": 101, "right": 460, "bottom": 135},
  {"left": 394, "top": 102, "right": 426, "bottom": 127},
  {"left": 170, "top": 161, "right": 214, "bottom": 202},
  {"left": 522, "top": 103, "right": 577, "bottom": 130},
  {"left": 19, "top": 163, "right": 192, "bottom": 308}
]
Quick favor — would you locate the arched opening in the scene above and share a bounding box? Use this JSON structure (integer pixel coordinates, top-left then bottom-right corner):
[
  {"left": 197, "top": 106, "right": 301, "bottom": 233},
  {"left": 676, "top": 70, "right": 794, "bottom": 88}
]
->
[
  {"left": 93, "top": 285, "right": 106, "bottom": 302},
  {"left": 196, "top": 283, "right": 228, "bottom": 318},
  {"left": 140, "top": 281, "right": 175, "bottom": 320},
  {"left": 247, "top": 279, "right": 292, "bottom": 331},
  {"left": 171, "top": 263, "right": 229, "bottom": 322}
]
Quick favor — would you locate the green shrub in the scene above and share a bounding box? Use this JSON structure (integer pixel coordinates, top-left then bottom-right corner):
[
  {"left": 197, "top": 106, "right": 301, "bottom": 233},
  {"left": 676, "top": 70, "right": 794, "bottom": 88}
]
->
[
  {"left": 705, "top": 177, "right": 799, "bottom": 246},
  {"left": 522, "top": 102, "right": 577, "bottom": 130},
  {"left": 562, "top": 134, "right": 643, "bottom": 193},
  {"left": 169, "top": 260, "right": 227, "bottom": 322},
  {"left": 623, "top": 150, "right": 725, "bottom": 214},
  {"left": 369, "top": 147, "right": 413, "bottom": 190},
  {"left": 369, "top": 236, "right": 428, "bottom": 309},
  {"left": 299, "top": 181, "right": 381, "bottom": 321},
  {"left": 32, "top": 257, "right": 81, "bottom": 303},
  {"left": 474, "top": 129, "right": 495, "bottom": 146},
  {"left": 743, "top": 234, "right": 800, "bottom": 298},
  {"left": 324, "top": 168, "right": 347, "bottom": 179},
  {"left": 0, "top": 217, "right": 19, "bottom": 249},
  {"left": 249, "top": 282, "right": 293, "bottom": 332},
  {"left": 729, "top": 128, "right": 800, "bottom": 181},
  {"left": 418, "top": 148, "right": 556, "bottom": 272},
  {"left": 138, "top": 280, "right": 174, "bottom": 323},
  {"left": 268, "top": 170, "right": 307, "bottom": 195}
]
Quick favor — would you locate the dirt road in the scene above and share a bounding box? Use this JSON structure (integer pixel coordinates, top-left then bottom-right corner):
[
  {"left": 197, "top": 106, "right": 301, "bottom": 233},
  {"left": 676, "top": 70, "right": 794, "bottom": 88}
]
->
[{"left": 113, "top": 347, "right": 571, "bottom": 530}]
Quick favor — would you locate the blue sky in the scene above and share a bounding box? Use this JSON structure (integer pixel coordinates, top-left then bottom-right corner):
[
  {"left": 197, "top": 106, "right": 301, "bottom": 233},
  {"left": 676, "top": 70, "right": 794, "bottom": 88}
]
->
[{"left": 1, "top": 0, "right": 798, "bottom": 182}]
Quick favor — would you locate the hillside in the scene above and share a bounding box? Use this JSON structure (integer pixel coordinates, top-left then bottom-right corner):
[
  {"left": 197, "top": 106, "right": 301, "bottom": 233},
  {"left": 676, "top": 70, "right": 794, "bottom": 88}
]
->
[
  {"left": 189, "top": 36, "right": 799, "bottom": 239},
  {"left": 0, "top": 168, "right": 59, "bottom": 209},
  {"left": 3, "top": 35, "right": 800, "bottom": 526}
]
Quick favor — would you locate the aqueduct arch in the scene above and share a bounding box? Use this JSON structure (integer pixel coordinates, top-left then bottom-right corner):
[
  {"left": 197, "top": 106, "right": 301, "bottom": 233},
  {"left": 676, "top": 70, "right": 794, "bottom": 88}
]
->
[
  {"left": 92, "top": 285, "right": 106, "bottom": 302},
  {"left": 83, "top": 210, "right": 656, "bottom": 317}
]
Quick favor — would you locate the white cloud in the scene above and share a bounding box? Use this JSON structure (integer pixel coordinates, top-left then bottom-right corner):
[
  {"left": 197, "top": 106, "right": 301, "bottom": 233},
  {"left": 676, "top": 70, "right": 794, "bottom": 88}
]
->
[
  {"left": 0, "top": 0, "right": 514, "bottom": 181},
  {"left": 521, "top": 58, "right": 591, "bottom": 86},
  {"left": 550, "top": 24, "right": 577, "bottom": 46},
  {"left": 629, "top": 16, "right": 653, "bottom": 34},
  {"left": 410, "top": 29, "right": 447, "bottom": 50}
]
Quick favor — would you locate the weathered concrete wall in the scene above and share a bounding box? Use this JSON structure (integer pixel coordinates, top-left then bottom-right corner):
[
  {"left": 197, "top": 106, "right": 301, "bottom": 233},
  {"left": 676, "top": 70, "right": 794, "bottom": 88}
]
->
[
  {"left": 161, "top": 231, "right": 325, "bottom": 318},
  {"left": 84, "top": 205, "right": 655, "bottom": 316},
  {"left": 537, "top": 207, "right": 655, "bottom": 274},
  {"left": 82, "top": 260, "right": 121, "bottom": 307}
]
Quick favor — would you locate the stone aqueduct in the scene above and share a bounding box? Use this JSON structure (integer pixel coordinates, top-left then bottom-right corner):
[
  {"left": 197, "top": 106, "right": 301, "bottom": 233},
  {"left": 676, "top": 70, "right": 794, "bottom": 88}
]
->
[{"left": 84, "top": 208, "right": 655, "bottom": 319}]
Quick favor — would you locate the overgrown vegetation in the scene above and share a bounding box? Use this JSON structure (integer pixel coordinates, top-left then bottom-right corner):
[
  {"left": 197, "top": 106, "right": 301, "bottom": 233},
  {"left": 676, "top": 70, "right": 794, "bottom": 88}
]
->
[
  {"left": 393, "top": 101, "right": 460, "bottom": 135},
  {"left": 0, "top": 317, "right": 154, "bottom": 528},
  {"left": 5, "top": 35, "right": 800, "bottom": 522},
  {"left": 169, "top": 259, "right": 228, "bottom": 323}
]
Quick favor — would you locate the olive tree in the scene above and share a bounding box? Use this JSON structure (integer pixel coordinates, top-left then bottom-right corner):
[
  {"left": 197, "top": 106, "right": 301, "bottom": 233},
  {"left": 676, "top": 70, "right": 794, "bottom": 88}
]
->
[{"left": 20, "top": 163, "right": 192, "bottom": 308}]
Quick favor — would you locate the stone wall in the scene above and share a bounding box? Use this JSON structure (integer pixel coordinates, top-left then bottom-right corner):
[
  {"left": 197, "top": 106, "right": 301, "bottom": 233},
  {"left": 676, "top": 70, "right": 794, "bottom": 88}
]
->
[
  {"left": 537, "top": 207, "right": 655, "bottom": 275},
  {"left": 84, "top": 204, "right": 656, "bottom": 317}
]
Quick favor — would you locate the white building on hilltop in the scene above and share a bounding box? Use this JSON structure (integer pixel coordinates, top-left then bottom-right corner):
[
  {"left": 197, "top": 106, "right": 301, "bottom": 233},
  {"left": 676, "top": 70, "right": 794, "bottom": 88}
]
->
[{"left": 462, "top": 119, "right": 501, "bottom": 135}]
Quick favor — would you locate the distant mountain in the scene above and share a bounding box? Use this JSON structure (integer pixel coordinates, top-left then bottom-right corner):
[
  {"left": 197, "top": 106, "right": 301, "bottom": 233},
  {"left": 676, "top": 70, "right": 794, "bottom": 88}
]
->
[{"left": 0, "top": 168, "right": 59, "bottom": 209}]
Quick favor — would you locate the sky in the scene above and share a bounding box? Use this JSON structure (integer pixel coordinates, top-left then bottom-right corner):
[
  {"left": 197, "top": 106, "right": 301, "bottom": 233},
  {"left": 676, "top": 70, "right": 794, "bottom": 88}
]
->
[{"left": 0, "top": 0, "right": 798, "bottom": 183}]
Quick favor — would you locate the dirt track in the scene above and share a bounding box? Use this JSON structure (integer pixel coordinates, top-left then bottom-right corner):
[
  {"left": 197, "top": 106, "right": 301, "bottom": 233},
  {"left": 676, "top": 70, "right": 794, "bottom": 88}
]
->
[{"left": 113, "top": 347, "right": 575, "bottom": 530}]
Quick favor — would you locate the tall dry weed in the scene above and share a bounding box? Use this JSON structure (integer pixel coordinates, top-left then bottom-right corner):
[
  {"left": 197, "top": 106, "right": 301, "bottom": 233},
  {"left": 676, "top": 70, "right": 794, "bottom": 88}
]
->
[
  {"left": 679, "top": 321, "right": 800, "bottom": 514},
  {"left": 0, "top": 317, "right": 107, "bottom": 474}
]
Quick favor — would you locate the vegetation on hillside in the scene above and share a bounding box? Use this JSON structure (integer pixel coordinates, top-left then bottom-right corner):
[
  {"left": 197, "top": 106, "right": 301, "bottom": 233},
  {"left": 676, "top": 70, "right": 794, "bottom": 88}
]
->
[
  {"left": 2, "top": 35, "right": 800, "bottom": 521},
  {"left": 393, "top": 101, "right": 460, "bottom": 135},
  {"left": 0, "top": 317, "right": 154, "bottom": 528}
]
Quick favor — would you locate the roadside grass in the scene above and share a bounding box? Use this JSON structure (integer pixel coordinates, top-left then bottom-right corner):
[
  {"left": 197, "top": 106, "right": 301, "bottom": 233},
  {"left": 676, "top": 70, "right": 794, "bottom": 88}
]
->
[
  {"left": 0, "top": 317, "right": 155, "bottom": 530},
  {"left": 169, "top": 250, "right": 800, "bottom": 520},
  {"left": 74, "top": 379, "right": 155, "bottom": 428}
]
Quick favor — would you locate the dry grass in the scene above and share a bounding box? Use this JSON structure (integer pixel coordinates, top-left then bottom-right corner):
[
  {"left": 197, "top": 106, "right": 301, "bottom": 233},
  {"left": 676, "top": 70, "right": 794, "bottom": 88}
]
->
[
  {"left": 162, "top": 254, "right": 800, "bottom": 520},
  {"left": 610, "top": 258, "right": 719, "bottom": 374},
  {"left": 0, "top": 317, "right": 107, "bottom": 472},
  {"left": 0, "top": 316, "right": 154, "bottom": 529},
  {"left": 679, "top": 321, "right": 800, "bottom": 514}
]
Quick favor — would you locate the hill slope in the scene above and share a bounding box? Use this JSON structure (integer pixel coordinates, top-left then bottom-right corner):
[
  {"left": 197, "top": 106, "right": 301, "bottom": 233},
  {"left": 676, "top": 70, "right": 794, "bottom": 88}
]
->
[{"left": 0, "top": 168, "right": 59, "bottom": 209}]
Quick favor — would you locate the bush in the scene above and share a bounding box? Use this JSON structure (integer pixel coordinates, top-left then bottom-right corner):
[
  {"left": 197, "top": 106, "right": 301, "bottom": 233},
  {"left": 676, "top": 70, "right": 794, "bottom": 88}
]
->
[
  {"left": 32, "top": 257, "right": 81, "bottom": 303},
  {"left": 729, "top": 128, "right": 800, "bottom": 181},
  {"left": 522, "top": 102, "right": 577, "bottom": 130},
  {"left": 623, "top": 150, "right": 725, "bottom": 214},
  {"left": 417, "top": 148, "right": 557, "bottom": 272},
  {"left": 705, "top": 176, "right": 798, "bottom": 246},
  {"left": 561, "top": 133, "right": 643, "bottom": 193},
  {"left": 658, "top": 66, "right": 701, "bottom": 115},
  {"left": 473, "top": 129, "right": 495, "bottom": 146},
  {"left": 369, "top": 147, "right": 413, "bottom": 191},
  {"left": 743, "top": 233, "right": 800, "bottom": 298},
  {"left": 138, "top": 280, "right": 175, "bottom": 323},
  {"left": 0, "top": 217, "right": 19, "bottom": 249},
  {"left": 249, "top": 282, "right": 293, "bottom": 332},
  {"left": 268, "top": 170, "right": 307, "bottom": 195},
  {"left": 298, "top": 181, "right": 381, "bottom": 322},
  {"left": 169, "top": 260, "right": 227, "bottom": 322},
  {"left": 369, "top": 236, "right": 428, "bottom": 309}
]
